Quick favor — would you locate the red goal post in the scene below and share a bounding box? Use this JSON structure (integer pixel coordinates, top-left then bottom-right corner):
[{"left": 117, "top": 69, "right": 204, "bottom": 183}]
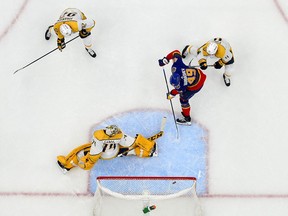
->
[{"left": 93, "top": 176, "right": 202, "bottom": 216}]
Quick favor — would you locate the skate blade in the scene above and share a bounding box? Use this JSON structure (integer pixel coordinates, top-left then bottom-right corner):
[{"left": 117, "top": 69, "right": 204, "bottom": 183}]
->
[
  {"left": 152, "top": 144, "right": 158, "bottom": 157},
  {"left": 57, "top": 161, "right": 69, "bottom": 174},
  {"left": 176, "top": 122, "right": 192, "bottom": 126}
]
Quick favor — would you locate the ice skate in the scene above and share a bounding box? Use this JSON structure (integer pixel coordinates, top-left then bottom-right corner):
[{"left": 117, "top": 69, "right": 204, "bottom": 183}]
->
[
  {"left": 57, "top": 160, "right": 71, "bottom": 174},
  {"left": 223, "top": 74, "right": 231, "bottom": 87},
  {"left": 176, "top": 113, "right": 192, "bottom": 126},
  {"left": 57, "top": 156, "right": 71, "bottom": 174},
  {"left": 85, "top": 48, "right": 97, "bottom": 58},
  {"left": 149, "top": 143, "right": 158, "bottom": 157}
]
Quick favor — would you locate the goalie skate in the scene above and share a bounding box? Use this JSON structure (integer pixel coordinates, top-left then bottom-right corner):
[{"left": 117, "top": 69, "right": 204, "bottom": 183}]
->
[
  {"left": 149, "top": 143, "right": 158, "bottom": 157},
  {"left": 57, "top": 160, "right": 70, "bottom": 174}
]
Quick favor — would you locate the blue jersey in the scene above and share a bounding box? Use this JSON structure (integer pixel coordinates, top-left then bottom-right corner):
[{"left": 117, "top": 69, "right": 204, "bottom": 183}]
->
[{"left": 167, "top": 50, "right": 206, "bottom": 93}]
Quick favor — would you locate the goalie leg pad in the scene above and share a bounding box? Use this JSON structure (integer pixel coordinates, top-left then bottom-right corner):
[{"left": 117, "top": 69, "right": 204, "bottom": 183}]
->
[
  {"left": 135, "top": 147, "right": 149, "bottom": 157},
  {"left": 57, "top": 143, "right": 92, "bottom": 169},
  {"left": 65, "top": 143, "right": 91, "bottom": 160},
  {"left": 57, "top": 155, "right": 67, "bottom": 165},
  {"left": 133, "top": 134, "right": 155, "bottom": 152},
  {"left": 78, "top": 153, "right": 101, "bottom": 170},
  {"left": 57, "top": 155, "right": 76, "bottom": 169},
  {"left": 134, "top": 142, "right": 157, "bottom": 158}
]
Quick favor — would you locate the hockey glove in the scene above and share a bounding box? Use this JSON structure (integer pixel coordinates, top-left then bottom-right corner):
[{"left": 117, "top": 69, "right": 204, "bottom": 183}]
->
[
  {"left": 200, "top": 62, "right": 208, "bottom": 70},
  {"left": 79, "top": 29, "right": 91, "bottom": 39},
  {"left": 214, "top": 60, "right": 224, "bottom": 69},
  {"left": 181, "top": 45, "right": 190, "bottom": 58},
  {"left": 166, "top": 93, "right": 175, "bottom": 100},
  {"left": 57, "top": 38, "right": 66, "bottom": 51},
  {"left": 158, "top": 57, "right": 169, "bottom": 67},
  {"left": 166, "top": 89, "right": 178, "bottom": 100}
]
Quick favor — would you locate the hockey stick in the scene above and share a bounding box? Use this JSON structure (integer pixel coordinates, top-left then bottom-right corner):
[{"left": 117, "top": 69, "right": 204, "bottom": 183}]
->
[
  {"left": 147, "top": 116, "right": 166, "bottom": 141},
  {"left": 13, "top": 35, "right": 80, "bottom": 74},
  {"left": 162, "top": 68, "right": 179, "bottom": 139},
  {"left": 189, "top": 64, "right": 214, "bottom": 68},
  {"left": 188, "top": 58, "right": 194, "bottom": 68}
]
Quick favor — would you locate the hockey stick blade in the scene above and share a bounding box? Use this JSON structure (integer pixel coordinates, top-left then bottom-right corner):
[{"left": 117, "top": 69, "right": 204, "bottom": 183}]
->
[{"left": 13, "top": 68, "right": 23, "bottom": 74}]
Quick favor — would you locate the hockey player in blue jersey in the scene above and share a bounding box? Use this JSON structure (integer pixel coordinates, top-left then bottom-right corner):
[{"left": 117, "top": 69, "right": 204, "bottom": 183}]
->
[{"left": 158, "top": 50, "right": 206, "bottom": 125}]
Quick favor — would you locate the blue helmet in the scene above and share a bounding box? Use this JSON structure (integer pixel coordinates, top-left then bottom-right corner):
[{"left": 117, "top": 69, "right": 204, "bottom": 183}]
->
[{"left": 170, "top": 73, "right": 181, "bottom": 89}]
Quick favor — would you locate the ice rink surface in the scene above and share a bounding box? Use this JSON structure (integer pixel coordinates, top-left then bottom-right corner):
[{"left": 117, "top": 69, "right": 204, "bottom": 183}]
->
[{"left": 0, "top": 0, "right": 288, "bottom": 215}]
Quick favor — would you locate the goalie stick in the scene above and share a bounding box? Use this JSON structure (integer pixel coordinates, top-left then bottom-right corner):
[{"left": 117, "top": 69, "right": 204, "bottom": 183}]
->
[{"left": 147, "top": 116, "right": 166, "bottom": 141}]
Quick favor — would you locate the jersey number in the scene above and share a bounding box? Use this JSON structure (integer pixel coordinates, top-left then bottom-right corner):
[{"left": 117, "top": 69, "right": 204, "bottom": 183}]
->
[
  {"left": 185, "top": 68, "right": 197, "bottom": 84},
  {"left": 61, "top": 12, "right": 77, "bottom": 19},
  {"left": 103, "top": 143, "right": 116, "bottom": 152}
]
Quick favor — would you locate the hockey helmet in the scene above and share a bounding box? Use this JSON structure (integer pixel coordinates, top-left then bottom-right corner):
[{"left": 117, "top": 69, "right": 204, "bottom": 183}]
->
[
  {"left": 170, "top": 73, "right": 181, "bottom": 89},
  {"left": 206, "top": 42, "right": 218, "bottom": 55},
  {"left": 60, "top": 24, "right": 72, "bottom": 36},
  {"left": 105, "top": 125, "right": 120, "bottom": 136}
]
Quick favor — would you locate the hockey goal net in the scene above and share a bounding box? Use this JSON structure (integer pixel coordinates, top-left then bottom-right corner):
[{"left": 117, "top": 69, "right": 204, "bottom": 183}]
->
[{"left": 93, "top": 176, "right": 202, "bottom": 216}]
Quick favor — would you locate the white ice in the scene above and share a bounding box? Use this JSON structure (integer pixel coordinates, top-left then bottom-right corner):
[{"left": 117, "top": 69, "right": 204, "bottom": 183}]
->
[{"left": 0, "top": 0, "right": 288, "bottom": 215}]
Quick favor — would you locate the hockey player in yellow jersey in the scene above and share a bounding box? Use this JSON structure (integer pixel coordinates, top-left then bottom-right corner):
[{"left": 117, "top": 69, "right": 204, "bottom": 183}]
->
[
  {"left": 57, "top": 125, "right": 163, "bottom": 173},
  {"left": 182, "top": 38, "right": 234, "bottom": 86},
  {"left": 45, "top": 8, "right": 96, "bottom": 58}
]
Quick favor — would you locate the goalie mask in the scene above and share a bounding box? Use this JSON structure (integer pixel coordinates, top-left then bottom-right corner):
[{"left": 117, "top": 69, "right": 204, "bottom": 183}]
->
[{"left": 105, "top": 125, "right": 120, "bottom": 136}]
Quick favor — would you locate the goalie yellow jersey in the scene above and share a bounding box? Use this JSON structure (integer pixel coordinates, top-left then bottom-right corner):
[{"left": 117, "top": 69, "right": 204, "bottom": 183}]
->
[
  {"left": 90, "top": 129, "right": 124, "bottom": 160},
  {"left": 53, "top": 8, "right": 95, "bottom": 39}
]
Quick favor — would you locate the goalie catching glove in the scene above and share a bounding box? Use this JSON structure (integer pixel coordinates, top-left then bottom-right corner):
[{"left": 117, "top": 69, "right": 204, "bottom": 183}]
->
[{"left": 131, "top": 134, "right": 156, "bottom": 157}]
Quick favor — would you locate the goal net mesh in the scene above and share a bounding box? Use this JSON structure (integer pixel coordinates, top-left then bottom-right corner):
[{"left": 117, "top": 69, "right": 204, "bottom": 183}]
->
[{"left": 93, "top": 176, "right": 202, "bottom": 216}]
